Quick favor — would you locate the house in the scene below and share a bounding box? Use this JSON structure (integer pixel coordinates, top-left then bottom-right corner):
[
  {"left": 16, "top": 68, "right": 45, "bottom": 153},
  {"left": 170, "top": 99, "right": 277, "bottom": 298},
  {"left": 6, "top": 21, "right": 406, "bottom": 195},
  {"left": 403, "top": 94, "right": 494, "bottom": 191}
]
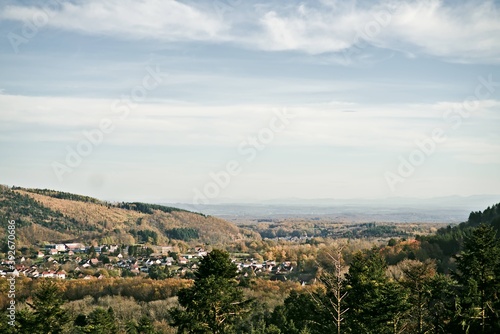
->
[
  {"left": 41, "top": 271, "right": 55, "bottom": 278},
  {"left": 56, "top": 271, "right": 66, "bottom": 279},
  {"left": 68, "top": 250, "right": 74, "bottom": 256},
  {"left": 65, "top": 243, "right": 85, "bottom": 251},
  {"left": 109, "top": 245, "right": 119, "bottom": 253},
  {"left": 49, "top": 249, "right": 58, "bottom": 255},
  {"left": 37, "top": 251, "right": 44, "bottom": 258},
  {"left": 6, "top": 269, "right": 19, "bottom": 278},
  {"left": 195, "top": 247, "right": 208, "bottom": 257},
  {"left": 55, "top": 244, "right": 66, "bottom": 251},
  {"left": 178, "top": 257, "right": 188, "bottom": 265},
  {"left": 117, "top": 253, "right": 123, "bottom": 259},
  {"left": 30, "top": 269, "right": 40, "bottom": 278},
  {"left": 90, "top": 258, "right": 99, "bottom": 266}
]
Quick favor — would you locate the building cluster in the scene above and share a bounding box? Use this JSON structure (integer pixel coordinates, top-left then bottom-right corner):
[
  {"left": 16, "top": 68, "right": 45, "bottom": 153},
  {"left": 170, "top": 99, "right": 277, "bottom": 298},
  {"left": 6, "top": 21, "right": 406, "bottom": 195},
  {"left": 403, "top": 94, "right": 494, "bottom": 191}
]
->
[{"left": 0, "top": 243, "right": 296, "bottom": 281}]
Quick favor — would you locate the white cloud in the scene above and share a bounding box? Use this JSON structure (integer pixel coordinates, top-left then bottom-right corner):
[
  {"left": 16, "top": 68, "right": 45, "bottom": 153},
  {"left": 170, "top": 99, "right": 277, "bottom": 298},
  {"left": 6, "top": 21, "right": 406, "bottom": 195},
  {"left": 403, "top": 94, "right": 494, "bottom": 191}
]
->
[
  {"left": 1, "top": 0, "right": 499, "bottom": 63},
  {"left": 0, "top": 0, "right": 227, "bottom": 41},
  {"left": 385, "top": 0, "right": 500, "bottom": 63},
  {"left": 1, "top": 93, "right": 498, "bottom": 155},
  {"left": 254, "top": 0, "right": 500, "bottom": 63}
]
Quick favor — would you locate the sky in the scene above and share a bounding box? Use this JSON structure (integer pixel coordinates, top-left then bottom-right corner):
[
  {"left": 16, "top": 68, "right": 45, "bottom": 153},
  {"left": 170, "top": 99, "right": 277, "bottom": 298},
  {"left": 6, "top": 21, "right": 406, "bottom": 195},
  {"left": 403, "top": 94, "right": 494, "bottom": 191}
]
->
[{"left": 0, "top": 0, "right": 499, "bottom": 205}]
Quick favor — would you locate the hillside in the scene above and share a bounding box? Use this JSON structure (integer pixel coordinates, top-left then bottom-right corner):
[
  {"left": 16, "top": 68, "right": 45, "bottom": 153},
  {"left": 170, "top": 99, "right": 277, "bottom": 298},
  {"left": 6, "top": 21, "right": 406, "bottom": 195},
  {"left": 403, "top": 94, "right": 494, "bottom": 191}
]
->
[
  {"left": 0, "top": 185, "right": 248, "bottom": 247},
  {"left": 416, "top": 201, "right": 500, "bottom": 271}
]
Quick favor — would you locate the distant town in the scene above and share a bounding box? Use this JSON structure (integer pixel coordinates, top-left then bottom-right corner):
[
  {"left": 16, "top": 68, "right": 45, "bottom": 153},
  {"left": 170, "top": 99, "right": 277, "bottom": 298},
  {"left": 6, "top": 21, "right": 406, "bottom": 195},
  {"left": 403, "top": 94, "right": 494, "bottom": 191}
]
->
[{"left": 0, "top": 242, "right": 296, "bottom": 282}]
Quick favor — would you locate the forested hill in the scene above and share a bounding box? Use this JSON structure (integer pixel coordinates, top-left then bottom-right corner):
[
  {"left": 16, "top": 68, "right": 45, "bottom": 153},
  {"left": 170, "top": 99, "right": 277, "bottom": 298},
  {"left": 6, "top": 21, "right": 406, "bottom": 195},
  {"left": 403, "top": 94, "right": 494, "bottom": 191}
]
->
[
  {"left": 0, "top": 185, "right": 251, "bottom": 247},
  {"left": 417, "top": 202, "right": 500, "bottom": 271}
]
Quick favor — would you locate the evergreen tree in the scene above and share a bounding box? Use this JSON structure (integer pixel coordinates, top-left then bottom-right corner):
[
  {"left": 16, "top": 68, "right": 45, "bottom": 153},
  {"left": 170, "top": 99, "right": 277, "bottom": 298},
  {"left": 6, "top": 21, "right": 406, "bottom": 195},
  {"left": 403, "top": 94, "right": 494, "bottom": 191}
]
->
[
  {"left": 80, "top": 307, "right": 118, "bottom": 333},
  {"left": 426, "top": 274, "right": 458, "bottom": 333},
  {"left": 277, "top": 290, "right": 326, "bottom": 334},
  {"left": 21, "top": 280, "right": 70, "bottom": 333},
  {"left": 149, "top": 265, "right": 170, "bottom": 280},
  {"left": 453, "top": 224, "right": 500, "bottom": 333},
  {"left": 137, "top": 315, "right": 156, "bottom": 333},
  {"left": 344, "top": 250, "right": 409, "bottom": 334},
  {"left": 170, "top": 249, "right": 250, "bottom": 333},
  {"left": 398, "top": 259, "right": 437, "bottom": 333}
]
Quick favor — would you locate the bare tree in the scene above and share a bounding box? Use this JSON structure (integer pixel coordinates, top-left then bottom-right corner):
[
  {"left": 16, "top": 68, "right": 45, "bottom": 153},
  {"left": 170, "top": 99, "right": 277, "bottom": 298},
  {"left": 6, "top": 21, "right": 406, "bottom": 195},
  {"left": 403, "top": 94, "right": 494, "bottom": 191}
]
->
[{"left": 310, "top": 245, "right": 348, "bottom": 334}]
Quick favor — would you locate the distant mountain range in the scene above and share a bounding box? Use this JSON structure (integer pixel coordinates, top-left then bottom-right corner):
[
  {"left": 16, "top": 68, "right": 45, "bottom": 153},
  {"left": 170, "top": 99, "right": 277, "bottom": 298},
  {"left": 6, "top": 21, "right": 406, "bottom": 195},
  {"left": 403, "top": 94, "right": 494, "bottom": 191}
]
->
[{"left": 168, "top": 195, "right": 500, "bottom": 223}]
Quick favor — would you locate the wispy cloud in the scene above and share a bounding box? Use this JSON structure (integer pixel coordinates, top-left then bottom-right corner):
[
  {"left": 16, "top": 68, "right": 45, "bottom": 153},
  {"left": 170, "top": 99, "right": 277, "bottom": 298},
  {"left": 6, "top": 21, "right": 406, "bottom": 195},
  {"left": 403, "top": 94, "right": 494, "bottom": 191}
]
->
[
  {"left": 253, "top": 0, "right": 500, "bottom": 63},
  {"left": 0, "top": 0, "right": 227, "bottom": 41},
  {"left": 1, "top": 93, "right": 498, "bottom": 151},
  {"left": 2, "top": 0, "right": 499, "bottom": 63}
]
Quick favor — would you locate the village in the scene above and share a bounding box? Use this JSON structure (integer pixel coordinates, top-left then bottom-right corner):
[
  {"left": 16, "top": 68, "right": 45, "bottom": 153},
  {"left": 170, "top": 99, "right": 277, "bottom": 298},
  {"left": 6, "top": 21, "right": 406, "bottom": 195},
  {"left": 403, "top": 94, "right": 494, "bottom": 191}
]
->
[{"left": 0, "top": 242, "right": 296, "bottom": 281}]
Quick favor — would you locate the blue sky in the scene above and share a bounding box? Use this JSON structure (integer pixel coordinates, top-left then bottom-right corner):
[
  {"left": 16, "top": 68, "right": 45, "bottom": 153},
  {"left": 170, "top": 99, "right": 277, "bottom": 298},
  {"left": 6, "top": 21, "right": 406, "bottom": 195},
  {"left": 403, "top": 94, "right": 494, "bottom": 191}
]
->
[{"left": 0, "top": 0, "right": 499, "bottom": 204}]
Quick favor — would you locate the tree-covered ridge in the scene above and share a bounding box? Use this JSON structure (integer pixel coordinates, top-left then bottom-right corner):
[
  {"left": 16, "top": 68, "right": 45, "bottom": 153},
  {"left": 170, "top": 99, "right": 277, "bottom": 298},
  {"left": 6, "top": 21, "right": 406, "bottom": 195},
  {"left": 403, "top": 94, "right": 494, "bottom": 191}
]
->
[
  {"left": 415, "top": 202, "right": 500, "bottom": 271},
  {"left": 116, "top": 202, "right": 202, "bottom": 216},
  {"left": 0, "top": 186, "right": 243, "bottom": 246},
  {"left": 14, "top": 187, "right": 103, "bottom": 205},
  {"left": 17, "top": 186, "right": 201, "bottom": 216},
  {"left": 0, "top": 186, "right": 90, "bottom": 234}
]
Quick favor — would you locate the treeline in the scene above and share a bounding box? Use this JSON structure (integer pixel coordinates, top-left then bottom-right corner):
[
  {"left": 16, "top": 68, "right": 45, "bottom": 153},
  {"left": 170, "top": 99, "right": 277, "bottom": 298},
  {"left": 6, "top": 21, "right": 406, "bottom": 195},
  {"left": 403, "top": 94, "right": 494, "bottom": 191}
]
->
[
  {"left": 17, "top": 188, "right": 103, "bottom": 204},
  {"left": 0, "top": 277, "right": 191, "bottom": 309},
  {"left": 255, "top": 222, "right": 412, "bottom": 240},
  {"left": 417, "top": 202, "right": 500, "bottom": 272},
  {"left": 11, "top": 186, "right": 203, "bottom": 216},
  {"left": 116, "top": 202, "right": 183, "bottom": 214},
  {"left": 165, "top": 228, "right": 199, "bottom": 241},
  {"left": 129, "top": 229, "right": 159, "bottom": 244},
  {"left": 0, "top": 189, "right": 92, "bottom": 237}
]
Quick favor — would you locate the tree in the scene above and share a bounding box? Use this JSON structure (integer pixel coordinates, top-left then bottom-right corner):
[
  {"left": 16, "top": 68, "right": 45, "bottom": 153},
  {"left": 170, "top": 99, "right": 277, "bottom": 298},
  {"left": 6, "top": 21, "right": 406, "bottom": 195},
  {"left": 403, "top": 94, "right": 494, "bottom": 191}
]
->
[
  {"left": 79, "top": 307, "right": 118, "bottom": 333},
  {"left": 20, "top": 280, "right": 70, "bottom": 333},
  {"left": 453, "top": 224, "right": 500, "bottom": 333},
  {"left": 149, "top": 265, "right": 170, "bottom": 280},
  {"left": 398, "top": 259, "right": 436, "bottom": 334},
  {"left": 87, "top": 245, "right": 97, "bottom": 258},
  {"left": 310, "top": 246, "right": 348, "bottom": 334},
  {"left": 274, "top": 290, "right": 325, "bottom": 334},
  {"left": 425, "top": 274, "right": 458, "bottom": 333},
  {"left": 344, "top": 250, "right": 409, "bottom": 334},
  {"left": 137, "top": 315, "right": 156, "bottom": 333},
  {"left": 170, "top": 249, "right": 250, "bottom": 333},
  {"left": 126, "top": 315, "right": 156, "bottom": 334}
]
